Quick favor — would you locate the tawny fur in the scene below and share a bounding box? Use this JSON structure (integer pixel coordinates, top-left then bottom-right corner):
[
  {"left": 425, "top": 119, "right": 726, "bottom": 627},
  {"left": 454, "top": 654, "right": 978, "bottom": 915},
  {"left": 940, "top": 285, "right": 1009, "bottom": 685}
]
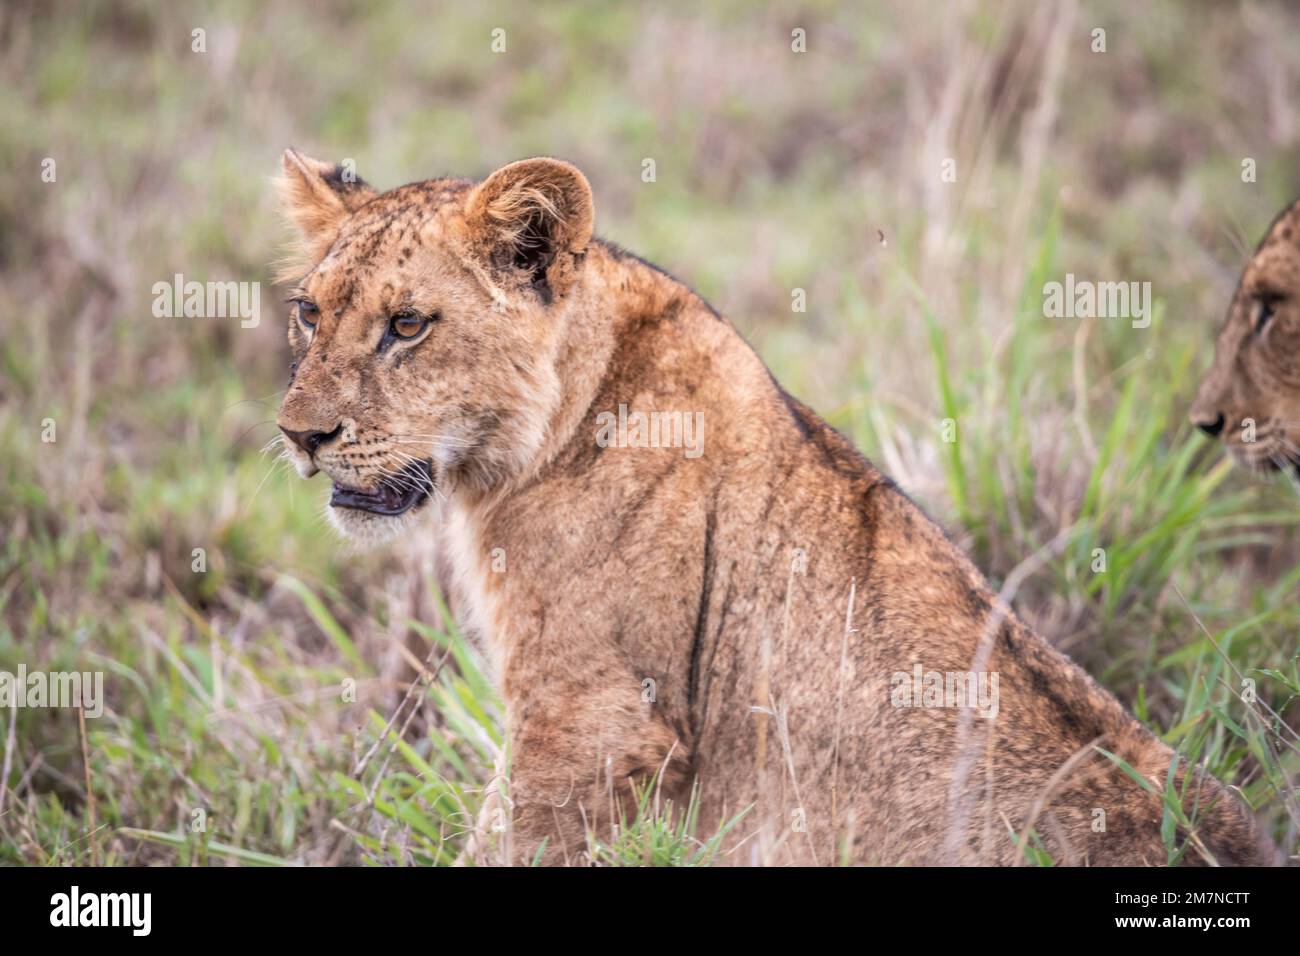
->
[{"left": 276, "top": 150, "right": 1279, "bottom": 866}]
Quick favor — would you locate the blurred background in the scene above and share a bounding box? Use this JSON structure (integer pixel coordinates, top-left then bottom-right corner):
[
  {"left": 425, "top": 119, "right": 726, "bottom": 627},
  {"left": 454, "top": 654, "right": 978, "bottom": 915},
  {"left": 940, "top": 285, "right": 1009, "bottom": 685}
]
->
[{"left": 1, "top": 0, "right": 1298, "bottom": 865}]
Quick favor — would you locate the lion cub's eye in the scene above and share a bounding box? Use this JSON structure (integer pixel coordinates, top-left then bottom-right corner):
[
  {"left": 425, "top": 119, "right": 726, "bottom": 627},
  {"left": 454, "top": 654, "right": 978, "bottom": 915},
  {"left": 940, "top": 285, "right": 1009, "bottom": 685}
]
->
[
  {"left": 390, "top": 310, "right": 431, "bottom": 339},
  {"left": 293, "top": 299, "right": 319, "bottom": 330},
  {"left": 1254, "top": 297, "right": 1278, "bottom": 333}
]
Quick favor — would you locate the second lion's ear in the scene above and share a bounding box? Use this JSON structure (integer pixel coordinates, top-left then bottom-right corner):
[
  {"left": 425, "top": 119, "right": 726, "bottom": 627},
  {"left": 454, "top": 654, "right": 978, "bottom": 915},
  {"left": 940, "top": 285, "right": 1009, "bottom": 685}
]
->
[
  {"left": 465, "top": 157, "right": 594, "bottom": 299},
  {"left": 277, "top": 148, "right": 376, "bottom": 261}
]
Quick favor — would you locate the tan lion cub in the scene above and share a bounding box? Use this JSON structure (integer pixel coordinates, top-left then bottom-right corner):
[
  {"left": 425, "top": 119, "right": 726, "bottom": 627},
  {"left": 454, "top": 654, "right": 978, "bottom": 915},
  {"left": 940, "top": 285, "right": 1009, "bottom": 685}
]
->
[{"left": 275, "top": 150, "right": 1278, "bottom": 865}]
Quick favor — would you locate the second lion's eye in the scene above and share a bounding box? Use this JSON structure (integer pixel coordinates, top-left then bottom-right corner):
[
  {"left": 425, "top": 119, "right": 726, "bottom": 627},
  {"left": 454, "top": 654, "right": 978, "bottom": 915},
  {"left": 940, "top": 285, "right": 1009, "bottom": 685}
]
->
[{"left": 390, "top": 310, "right": 429, "bottom": 338}]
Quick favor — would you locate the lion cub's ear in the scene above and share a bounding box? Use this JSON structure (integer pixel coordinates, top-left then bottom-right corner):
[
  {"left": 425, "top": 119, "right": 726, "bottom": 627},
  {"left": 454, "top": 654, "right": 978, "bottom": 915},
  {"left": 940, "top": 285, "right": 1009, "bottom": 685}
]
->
[
  {"left": 277, "top": 148, "right": 376, "bottom": 261},
  {"left": 465, "top": 157, "right": 594, "bottom": 299}
]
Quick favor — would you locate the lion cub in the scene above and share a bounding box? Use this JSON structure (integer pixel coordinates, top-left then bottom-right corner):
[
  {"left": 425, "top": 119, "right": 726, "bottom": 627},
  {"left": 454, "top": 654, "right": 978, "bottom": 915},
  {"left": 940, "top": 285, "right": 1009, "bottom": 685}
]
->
[
  {"left": 1191, "top": 198, "right": 1300, "bottom": 474},
  {"left": 275, "top": 151, "right": 1278, "bottom": 865}
]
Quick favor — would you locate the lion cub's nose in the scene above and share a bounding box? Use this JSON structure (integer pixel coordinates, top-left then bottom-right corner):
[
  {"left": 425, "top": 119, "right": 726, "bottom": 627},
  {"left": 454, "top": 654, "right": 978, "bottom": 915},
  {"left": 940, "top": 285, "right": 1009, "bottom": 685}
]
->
[
  {"left": 1191, "top": 411, "right": 1226, "bottom": 438},
  {"left": 281, "top": 422, "right": 343, "bottom": 456}
]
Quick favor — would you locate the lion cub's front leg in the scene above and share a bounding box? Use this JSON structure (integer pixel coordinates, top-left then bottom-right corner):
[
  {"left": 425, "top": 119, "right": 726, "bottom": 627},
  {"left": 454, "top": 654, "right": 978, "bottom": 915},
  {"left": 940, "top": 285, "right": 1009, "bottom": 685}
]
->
[{"left": 500, "top": 638, "right": 691, "bottom": 865}]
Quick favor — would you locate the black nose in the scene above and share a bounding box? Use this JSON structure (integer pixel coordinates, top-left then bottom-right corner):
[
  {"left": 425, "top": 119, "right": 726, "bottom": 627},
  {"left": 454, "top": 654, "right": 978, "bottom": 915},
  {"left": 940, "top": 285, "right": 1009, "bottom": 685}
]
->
[
  {"left": 281, "top": 423, "right": 343, "bottom": 455},
  {"left": 1195, "top": 413, "right": 1226, "bottom": 438}
]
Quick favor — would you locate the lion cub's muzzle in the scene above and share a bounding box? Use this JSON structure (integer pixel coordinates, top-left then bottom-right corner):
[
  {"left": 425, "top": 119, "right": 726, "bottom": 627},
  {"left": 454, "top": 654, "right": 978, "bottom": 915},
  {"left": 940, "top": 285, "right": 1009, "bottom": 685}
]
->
[{"left": 329, "top": 459, "right": 435, "bottom": 516}]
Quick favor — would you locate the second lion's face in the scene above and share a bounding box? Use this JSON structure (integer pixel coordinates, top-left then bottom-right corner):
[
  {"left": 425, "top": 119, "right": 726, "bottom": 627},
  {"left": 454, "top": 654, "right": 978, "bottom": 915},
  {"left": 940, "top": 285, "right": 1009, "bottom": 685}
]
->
[{"left": 1191, "top": 200, "right": 1300, "bottom": 474}]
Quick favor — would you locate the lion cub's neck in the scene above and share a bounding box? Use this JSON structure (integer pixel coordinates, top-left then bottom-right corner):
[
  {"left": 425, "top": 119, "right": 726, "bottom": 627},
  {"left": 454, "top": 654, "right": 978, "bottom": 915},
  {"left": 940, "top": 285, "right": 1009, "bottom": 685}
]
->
[{"left": 438, "top": 241, "right": 769, "bottom": 666}]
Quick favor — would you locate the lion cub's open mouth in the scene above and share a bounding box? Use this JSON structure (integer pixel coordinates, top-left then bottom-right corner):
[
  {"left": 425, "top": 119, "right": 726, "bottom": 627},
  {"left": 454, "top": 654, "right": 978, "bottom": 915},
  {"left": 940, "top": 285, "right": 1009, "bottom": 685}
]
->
[{"left": 329, "top": 459, "right": 434, "bottom": 516}]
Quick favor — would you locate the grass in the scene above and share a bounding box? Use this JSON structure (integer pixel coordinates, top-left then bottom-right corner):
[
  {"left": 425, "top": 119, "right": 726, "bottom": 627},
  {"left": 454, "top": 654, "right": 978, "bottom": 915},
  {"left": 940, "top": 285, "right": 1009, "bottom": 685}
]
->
[{"left": 1, "top": 0, "right": 1298, "bottom": 865}]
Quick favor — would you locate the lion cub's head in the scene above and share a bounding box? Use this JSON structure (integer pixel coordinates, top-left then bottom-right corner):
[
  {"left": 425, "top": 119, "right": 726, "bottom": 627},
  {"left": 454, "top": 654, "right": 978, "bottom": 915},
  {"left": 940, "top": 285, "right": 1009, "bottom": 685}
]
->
[
  {"left": 274, "top": 150, "right": 594, "bottom": 541},
  {"left": 1190, "top": 199, "right": 1300, "bottom": 473}
]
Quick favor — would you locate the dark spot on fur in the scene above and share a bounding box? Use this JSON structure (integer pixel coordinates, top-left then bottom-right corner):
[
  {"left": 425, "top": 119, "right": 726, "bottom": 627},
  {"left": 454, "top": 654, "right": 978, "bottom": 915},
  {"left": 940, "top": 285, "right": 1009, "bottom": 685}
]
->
[
  {"left": 532, "top": 267, "right": 555, "bottom": 305},
  {"left": 688, "top": 497, "right": 718, "bottom": 732},
  {"left": 1257, "top": 199, "right": 1300, "bottom": 254},
  {"left": 323, "top": 165, "right": 369, "bottom": 193},
  {"left": 962, "top": 585, "right": 991, "bottom": 620},
  {"left": 775, "top": 381, "right": 815, "bottom": 439},
  {"left": 998, "top": 625, "right": 1103, "bottom": 743}
]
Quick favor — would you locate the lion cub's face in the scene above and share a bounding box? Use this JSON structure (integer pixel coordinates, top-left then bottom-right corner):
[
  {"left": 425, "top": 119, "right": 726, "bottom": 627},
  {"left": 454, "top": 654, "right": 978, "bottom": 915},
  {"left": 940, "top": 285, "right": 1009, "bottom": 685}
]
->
[
  {"left": 273, "top": 151, "right": 594, "bottom": 541},
  {"left": 1190, "top": 199, "right": 1300, "bottom": 473}
]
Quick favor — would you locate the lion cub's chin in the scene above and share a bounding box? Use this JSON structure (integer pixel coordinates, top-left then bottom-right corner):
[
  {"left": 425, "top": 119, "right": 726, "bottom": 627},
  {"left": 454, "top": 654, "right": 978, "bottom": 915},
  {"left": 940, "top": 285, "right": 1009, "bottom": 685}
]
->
[{"left": 325, "top": 501, "right": 429, "bottom": 547}]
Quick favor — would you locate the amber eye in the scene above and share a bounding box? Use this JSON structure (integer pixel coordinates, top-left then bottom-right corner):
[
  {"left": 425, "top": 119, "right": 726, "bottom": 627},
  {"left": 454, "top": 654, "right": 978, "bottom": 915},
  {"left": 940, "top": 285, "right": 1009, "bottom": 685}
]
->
[
  {"left": 295, "top": 299, "right": 319, "bottom": 330},
  {"left": 390, "top": 310, "right": 429, "bottom": 338}
]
